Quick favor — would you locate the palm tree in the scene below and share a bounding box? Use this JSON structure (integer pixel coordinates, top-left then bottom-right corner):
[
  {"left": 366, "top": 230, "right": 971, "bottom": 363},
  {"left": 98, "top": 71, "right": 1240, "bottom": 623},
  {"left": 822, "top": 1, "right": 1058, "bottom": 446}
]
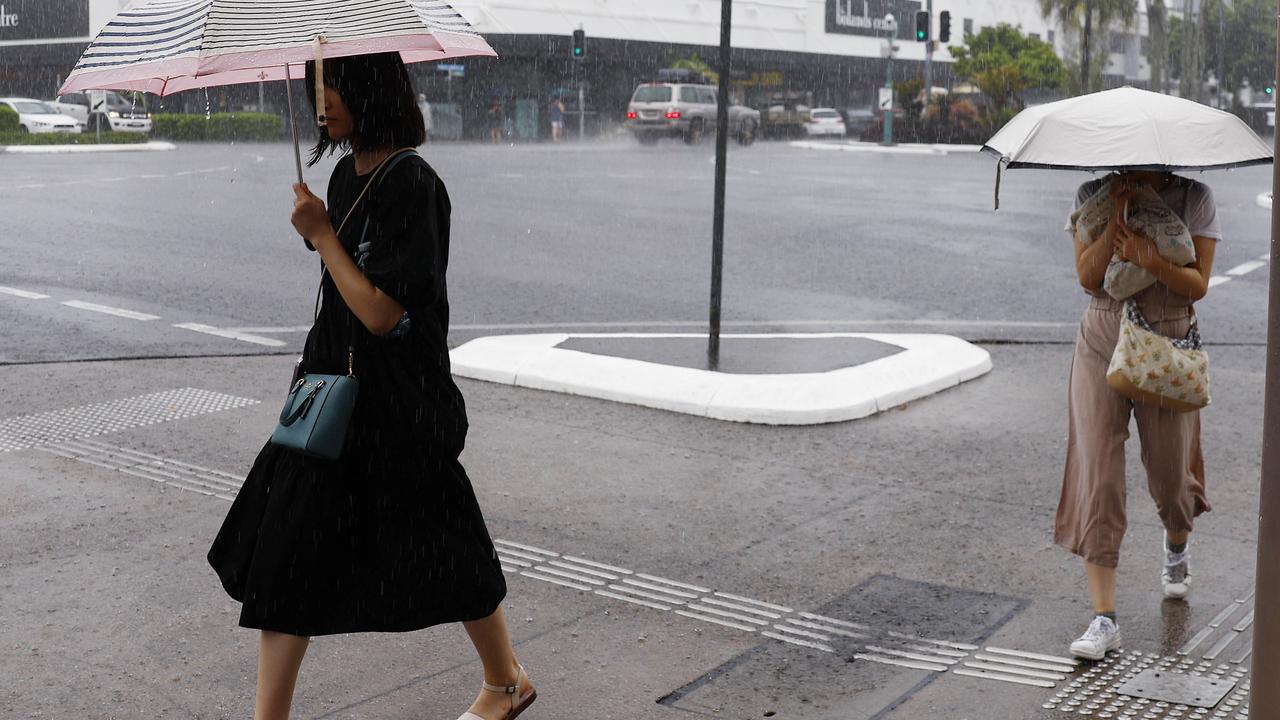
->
[
  {"left": 1040, "top": 0, "right": 1139, "bottom": 92},
  {"left": 1147, "top": 0, "right": 1169, "bottom": 92}
]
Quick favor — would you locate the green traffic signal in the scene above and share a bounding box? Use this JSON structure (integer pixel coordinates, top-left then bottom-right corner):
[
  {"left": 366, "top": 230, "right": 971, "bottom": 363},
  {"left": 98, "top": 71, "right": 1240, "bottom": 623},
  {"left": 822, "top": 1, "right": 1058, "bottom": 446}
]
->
[
  {"left": 1267, "top": 85, "right": 1276, "bottom": 96},
  {"left": 572, "top": 29, "right": 585, "bottom": 59},
  {"left": 914, "top": 10, "right": 930, "bottom": 42}
]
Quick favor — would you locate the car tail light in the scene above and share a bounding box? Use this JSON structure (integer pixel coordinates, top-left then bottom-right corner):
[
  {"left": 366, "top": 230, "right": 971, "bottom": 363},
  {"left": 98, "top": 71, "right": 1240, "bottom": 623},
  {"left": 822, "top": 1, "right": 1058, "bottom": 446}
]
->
[
  {"left": 626, "top": 111, "right": 637, "bottom": 119},
  {"left": 665, "top": 110, "right": 681, "bottom": 119}
]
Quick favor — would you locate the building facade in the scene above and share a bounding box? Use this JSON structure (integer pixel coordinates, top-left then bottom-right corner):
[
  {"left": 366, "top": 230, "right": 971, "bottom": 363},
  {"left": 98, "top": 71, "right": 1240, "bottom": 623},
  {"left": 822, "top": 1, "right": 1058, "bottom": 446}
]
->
[{"left": 0, "top": 0, "right": 1152, "bottom": 138}]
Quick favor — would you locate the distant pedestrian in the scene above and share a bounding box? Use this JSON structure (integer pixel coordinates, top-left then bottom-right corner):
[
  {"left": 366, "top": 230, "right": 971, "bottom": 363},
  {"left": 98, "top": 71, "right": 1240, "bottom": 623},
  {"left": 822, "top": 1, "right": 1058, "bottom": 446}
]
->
[
  {"left": 487, "top": 100, "right": 504, "bottom": 144},
  {"left": 207, "top": 52, "right": 535, "bottom": 720},
  {"left": 417, "top": 92, "right": 433, "bottom": 140},
  {"left": 1057, "top": 170, "right": 1220, "bottom": 661},
  {"left": 549, "top": 97, "right": 565, "bottom": 142}
]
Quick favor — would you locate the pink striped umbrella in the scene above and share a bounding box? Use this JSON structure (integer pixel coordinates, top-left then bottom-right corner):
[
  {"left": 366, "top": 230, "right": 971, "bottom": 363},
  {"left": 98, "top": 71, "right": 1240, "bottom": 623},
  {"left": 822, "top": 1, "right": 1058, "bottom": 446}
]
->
[{"left": 59, "top": 0, "right": 496, "bottom": 179}]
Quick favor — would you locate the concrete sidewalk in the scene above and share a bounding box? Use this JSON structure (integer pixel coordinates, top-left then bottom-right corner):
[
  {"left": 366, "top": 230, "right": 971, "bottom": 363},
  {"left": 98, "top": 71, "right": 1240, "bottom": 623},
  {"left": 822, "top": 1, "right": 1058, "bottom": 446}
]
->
[{"left": 0, "top": 344, "right": 1263, "bottom": 719}]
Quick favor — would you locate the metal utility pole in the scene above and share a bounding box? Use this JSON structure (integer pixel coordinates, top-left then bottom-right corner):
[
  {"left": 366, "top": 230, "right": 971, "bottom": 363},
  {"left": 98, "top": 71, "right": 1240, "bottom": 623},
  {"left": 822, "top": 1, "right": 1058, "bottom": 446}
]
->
[
  {"left": 882, "top": 14, "right": 898, "bottom": 146},
  {"left": 924, "top": 0, "right": 933, "bottom": 97},
  {"left": 1216, "top": 0, "right": 1225, "bottom": 108},
  {"left": 1248, "top": 7, "right": 1280, "bottom": 706},
  {"left": 708, "top": 0, "right": 733, "bottom": 371}
]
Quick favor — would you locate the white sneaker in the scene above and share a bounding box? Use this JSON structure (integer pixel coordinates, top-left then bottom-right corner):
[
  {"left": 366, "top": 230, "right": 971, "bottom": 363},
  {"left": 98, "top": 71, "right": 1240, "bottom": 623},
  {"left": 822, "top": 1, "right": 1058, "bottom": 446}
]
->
[
  {"left": 1162, "top": 538, "right": 1192, "bottom": 600},
  {"left": 1070, "top": 615, "right": 1122, "bottom": 660}
]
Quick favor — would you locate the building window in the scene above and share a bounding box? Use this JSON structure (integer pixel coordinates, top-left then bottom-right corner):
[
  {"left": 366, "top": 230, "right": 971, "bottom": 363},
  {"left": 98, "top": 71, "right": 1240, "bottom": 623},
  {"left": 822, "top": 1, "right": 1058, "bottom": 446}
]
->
[
  {"left": 1029, "top": 32, "right": 1041, "bottom": 41},
  {"left": 1140, "top": 35, "right": 1149, "bottom": 54},
  {"left": 963, "top": 18, "right": 973, "bottom": 36},
  {"left": 1048, "top": 30, "right": 1055, "bottom": 44},
  {"left": 1110, "top": 33, "right": 1127, "bottom": 54}
]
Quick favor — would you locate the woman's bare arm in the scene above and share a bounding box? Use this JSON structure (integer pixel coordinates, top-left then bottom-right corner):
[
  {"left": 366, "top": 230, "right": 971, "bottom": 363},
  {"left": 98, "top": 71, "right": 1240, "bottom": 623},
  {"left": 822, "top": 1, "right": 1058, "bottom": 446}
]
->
[
  {"left": 291, "top": 183, "right": 406, "bottom": 337},
  {"left": 1116, "top": 228, "right": 1217, "bottom": 301}
]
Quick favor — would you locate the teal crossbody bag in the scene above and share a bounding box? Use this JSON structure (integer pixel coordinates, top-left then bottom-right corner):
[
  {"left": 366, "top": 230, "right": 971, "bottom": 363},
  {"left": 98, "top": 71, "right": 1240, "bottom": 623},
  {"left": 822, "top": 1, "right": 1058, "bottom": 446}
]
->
[{"left": 271, "top": 149, "right": 417, "bottom": 461}]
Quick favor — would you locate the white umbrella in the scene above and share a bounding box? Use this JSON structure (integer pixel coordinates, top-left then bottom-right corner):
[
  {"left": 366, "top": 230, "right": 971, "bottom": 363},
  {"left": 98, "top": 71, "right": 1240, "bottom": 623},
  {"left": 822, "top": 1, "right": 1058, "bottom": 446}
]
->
[{"left": 983, "top": 87, "right": 1274, "bottom": 208}]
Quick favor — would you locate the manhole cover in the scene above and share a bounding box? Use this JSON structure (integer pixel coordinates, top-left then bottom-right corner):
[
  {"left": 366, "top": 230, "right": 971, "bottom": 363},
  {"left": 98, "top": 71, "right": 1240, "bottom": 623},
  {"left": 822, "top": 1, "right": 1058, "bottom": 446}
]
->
[{"left": 1116, "top": 667, "right": 1236, "bottom": 708}]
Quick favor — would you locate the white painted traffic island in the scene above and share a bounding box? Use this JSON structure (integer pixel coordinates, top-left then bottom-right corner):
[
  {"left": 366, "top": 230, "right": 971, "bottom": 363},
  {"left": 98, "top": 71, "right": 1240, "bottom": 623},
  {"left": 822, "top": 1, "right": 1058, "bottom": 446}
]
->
[{"left": 449, "top": 333, "right": 993, "bottom": 425}]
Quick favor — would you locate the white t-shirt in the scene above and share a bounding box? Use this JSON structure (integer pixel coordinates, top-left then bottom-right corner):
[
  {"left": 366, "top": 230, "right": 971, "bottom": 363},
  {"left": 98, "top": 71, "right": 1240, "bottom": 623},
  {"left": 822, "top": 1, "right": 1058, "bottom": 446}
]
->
[{"left": 1064, "top": 175, "right": 1223, "bottom": 241}]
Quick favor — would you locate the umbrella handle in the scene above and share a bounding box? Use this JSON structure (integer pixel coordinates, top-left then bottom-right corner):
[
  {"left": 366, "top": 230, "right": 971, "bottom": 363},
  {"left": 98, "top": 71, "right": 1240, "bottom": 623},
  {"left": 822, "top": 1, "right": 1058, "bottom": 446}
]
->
[
  {"left": 313, "top": 35, "right": 328, "bottom": 129},
  {"left": 284, "top": 62, "right": 303, "bottom": 184}
]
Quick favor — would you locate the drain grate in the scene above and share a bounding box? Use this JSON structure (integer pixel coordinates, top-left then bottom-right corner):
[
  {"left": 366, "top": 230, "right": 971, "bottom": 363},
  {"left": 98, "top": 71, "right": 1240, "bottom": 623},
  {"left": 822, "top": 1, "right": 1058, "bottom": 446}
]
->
[
  {"left": 0, "top": 388, "right": 259, "bottom": 453},
  {"left": 1042, "top": 650, "right": 1251, "bottom": 717}
]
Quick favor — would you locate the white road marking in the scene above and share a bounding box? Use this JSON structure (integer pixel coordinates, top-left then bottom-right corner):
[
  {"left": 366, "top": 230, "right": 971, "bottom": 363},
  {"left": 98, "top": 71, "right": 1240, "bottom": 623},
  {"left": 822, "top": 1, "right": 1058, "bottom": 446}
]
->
[
  {"left": 712, "top": 591, "right": 793, "bottom": 613},
  {"left": 604, "top": 583, "right": 688, "bottom": 605},
  {"left": 619, "top": 578, "right": 700, "bottom": 599},
  {"left": 677, "top": 609, "right": 762, "bottom": 633},
  {"left": 546, "top": 559, "right": 619, "bottom": 580},
  {"left": 172, "top": 323, "right": 287, "bottom": 347},
  {"left": 764, "top": 631, "right": 835, "bottom": 653},
  {"left": 562, "top": 555, "right": 633, "bottom": 575},
  {"left": 971, "top": 652, "right": 1074, "bottom": 673},
  {"left": 785, "top": 618, "right": 867, "bottom": 639},
  {"left": 497, "top": 556, "right": 532, "bottom": 568},
  {"left": 1208, "top": 276, "right": 1232, "bottom": 288},
  {"left": 0, "top": 286, "right": 49, "bottom": 299},
  {"left": 519, "top": 570, "right": 594, "bottom": 592},
  {"left": 227, "top": 325, "right": 313, "bottom": 334},
  {"left": 493, "top": 539, "right": 558, "bottom": 557},
  {"left": 803, "top": 612, "right": 871, "bottom": 630},
  {"left": 496, "top": 547, "right": 550, "bottom": 563},
  {"left": 854, "top": 653, "right": 945, "bottom": 671},
  {"left": 1227, "top": 260, "right": 1268, "bottom": 276},
  {"left": 962, "top": 661, "right": 1066, "bottom": 681},
  {"left": 594, "top": 589, "right": 670, "bottom": 611},
  {"left": 699, "top": 597, "right": 783, "bottom": 619},
  {"left": 62, "top": 300, "right": 159, "bottom": 321},
  {"left": 634, "top": 573, "right": 711, "bottom": 593},
  {"left": 529, "top": 565, "right": 606, "bottom": 586},
  {"left": 983, "top": 647, "right": 1079, "bottom": 666},
  {"left": 865, "top": 645, "right": 960, "bottom": 665},
  {"left": 771, "top": 624, "right": 834, "bottom": 642},
  {"left": 683, "top": 603, "right": 770, "bottom": 625},
  {"left": 953, "top": 668, "right": 1056, "bottom": 688}
]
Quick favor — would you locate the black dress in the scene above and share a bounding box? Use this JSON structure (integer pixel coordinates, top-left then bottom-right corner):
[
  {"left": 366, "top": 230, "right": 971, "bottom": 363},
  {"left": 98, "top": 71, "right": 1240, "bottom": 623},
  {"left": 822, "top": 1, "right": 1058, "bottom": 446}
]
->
[{"left": 207, "top": 153, "right": 506, "bottom": 636}]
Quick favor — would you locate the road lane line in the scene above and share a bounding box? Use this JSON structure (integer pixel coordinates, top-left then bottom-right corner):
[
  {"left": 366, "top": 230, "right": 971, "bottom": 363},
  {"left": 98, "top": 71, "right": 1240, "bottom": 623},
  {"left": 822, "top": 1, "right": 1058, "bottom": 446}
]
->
[
  {"left": 453, "top": 318, "right": 1078, "bottom": 332},
  {"left": 1227, "top": 260, "right": 1268, "bottom": 276},
  {"left": 1208, "top": 275, "right": 1232, "bottom": 288},
  {"left": 228, "top": 326, "right": 313, "bottom": 334},
  {"left": 62, "top": 300, "right": 160, "bottom": 321},
  {"left": 173, "top": 323, "right": 287, "bottom": 347},
  {"left": 0, "top": 286, "right": 49, "bottom": 299}
]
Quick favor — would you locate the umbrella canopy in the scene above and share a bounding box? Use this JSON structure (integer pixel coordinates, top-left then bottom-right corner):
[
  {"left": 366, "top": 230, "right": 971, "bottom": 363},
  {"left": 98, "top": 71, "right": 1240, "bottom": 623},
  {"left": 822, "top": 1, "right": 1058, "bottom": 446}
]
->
[
  {"left": 983, "top": 86, "right": 1274, "bottom": 172},
  {"left": 58, "top": 0, "right": 495, "bottom": 96}
]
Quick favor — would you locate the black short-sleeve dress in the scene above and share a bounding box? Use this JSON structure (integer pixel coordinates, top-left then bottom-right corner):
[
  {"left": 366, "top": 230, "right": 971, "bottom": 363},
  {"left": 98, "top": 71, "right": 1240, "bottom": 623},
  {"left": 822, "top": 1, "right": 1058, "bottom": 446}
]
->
[{"left": 207, "top": 153, "right": 507, "bottom": 637}]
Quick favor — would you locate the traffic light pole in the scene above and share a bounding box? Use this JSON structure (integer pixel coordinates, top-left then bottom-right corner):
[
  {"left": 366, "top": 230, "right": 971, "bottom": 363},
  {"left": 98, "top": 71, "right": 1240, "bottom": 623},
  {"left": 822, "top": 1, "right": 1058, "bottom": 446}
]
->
[
  {"left": 882, "top": 19, "right": 896, "bottom": 146},
  {"left": 708, "top": 0, "right": 732, "bottom": 371},
  {"left": 923, "top": 0, "right": 933, "bottom": 97},
  {"left": 1248, "top": 8, "right": 1280, "bottom": 706}
]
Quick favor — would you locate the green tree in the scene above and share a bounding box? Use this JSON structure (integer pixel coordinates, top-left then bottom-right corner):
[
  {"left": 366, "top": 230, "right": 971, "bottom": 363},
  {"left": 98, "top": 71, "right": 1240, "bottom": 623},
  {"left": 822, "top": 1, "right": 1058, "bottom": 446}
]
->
[
  {"left": 1039, "top": 0, "right": 1138, "bottom": 93},
  {"left": 949, "top": 24, "right": 1069, "bottom": 109}
]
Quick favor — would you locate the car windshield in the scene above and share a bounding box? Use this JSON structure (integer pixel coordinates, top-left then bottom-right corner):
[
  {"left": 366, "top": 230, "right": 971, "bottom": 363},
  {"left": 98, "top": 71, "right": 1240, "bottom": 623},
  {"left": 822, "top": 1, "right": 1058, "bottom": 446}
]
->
[
  {"left": 12, "top": 101, "right": 55, "bottom": 114},
  {"left": 812, "top": 110, "right": 839, "bottom": 118},
  {"left": 632, "top": 86, "right": 671, "bottom": 103}
]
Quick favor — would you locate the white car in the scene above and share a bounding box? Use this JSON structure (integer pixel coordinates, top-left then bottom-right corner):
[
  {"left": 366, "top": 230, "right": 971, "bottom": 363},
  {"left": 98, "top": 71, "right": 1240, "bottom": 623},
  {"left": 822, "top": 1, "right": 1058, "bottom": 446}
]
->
[
  {"left": 0, "top": 98, "right": 81, "bottom": 134},
  {"left": 50, "top": 91, "right": 152, "bottom": 134},
  {"left": 804, "top": 108, "right": 847, "bottom": 137}
]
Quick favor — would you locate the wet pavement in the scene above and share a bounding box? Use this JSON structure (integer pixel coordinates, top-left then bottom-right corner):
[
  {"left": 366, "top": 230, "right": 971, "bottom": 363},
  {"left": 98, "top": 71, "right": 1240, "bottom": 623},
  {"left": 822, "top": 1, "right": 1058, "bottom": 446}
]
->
[{"left": 0, "top": 140, "right": 1270, "bottom": 719}]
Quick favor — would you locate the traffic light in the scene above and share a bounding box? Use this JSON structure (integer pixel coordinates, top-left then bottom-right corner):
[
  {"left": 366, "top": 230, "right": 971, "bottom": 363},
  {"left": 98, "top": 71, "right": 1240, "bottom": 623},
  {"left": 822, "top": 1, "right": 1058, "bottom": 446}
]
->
[
  {"left": 571, "top": 29, "right": 585, "bottom": 59},
  {"left": 938, "top": 11, "right": 951, "bottom": 43},
  {"left": 1267, "top": 85, "right": 1276, "bottom": 98},
  {"left": 914, "top": 10, "right": 930, "bottom": 42}
]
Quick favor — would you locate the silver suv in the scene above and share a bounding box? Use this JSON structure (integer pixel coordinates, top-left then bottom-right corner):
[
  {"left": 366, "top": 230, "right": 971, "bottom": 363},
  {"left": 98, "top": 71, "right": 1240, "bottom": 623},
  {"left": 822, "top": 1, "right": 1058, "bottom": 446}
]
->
[{"left": 625, "top": 83, "right": 760, "bottom": 146}]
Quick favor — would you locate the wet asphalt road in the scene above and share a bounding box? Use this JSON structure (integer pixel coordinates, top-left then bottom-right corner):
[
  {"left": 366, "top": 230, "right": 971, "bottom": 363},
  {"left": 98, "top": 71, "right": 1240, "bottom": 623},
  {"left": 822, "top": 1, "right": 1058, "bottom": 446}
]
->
[{"left": 0, "top": 139, "right": 1273, "bottom": 719}]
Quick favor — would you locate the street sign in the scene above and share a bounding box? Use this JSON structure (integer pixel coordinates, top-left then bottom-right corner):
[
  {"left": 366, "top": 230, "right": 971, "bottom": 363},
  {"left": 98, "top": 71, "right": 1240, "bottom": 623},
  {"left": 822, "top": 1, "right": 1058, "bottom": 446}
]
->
[
  {"left": 878, "top": 87, "right": 893, "bottom": 111},
  {"left": 437, "top": 63, "right": 465, "bottom": 77},
  {"left": 879, "top": 39, "right": 899, "bottom": 57}
]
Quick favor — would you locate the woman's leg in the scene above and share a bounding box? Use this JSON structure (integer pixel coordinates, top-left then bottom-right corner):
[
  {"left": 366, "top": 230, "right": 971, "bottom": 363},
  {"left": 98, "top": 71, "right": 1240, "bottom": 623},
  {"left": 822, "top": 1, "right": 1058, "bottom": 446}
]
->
[
  {"left": 1085, "top": 560, "right": 1118, "bottom": 614},
  {"left": 461, "top": 606, "right": 534, "bottom": 718},
  {"left": 254, "top": 630, "right": 310, "bottom": 720}
]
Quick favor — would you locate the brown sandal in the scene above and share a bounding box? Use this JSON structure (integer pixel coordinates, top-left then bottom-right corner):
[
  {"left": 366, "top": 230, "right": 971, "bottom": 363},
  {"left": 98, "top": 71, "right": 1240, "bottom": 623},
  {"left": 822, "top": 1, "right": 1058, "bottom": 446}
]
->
[{"left": 456, "top": 664, "right": 536, "bottom": 720}]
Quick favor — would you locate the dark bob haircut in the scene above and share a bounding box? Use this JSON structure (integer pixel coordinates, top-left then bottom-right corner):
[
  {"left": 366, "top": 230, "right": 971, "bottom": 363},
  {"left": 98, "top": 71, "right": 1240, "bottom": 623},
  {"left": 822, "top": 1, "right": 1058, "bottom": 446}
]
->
[{"left": 305, "top": 52, "right": 425, "bottom": 166}]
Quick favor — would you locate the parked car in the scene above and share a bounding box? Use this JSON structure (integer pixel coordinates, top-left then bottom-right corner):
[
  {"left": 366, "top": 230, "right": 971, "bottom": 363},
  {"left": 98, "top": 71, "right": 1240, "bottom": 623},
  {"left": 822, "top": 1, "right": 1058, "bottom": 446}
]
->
[
  {"left": 624, "top": 83, "right": 760, "bottom": 146},
  {"left": 50, "top": 91, "right": 152, "bottom": 133},
  {"left": 843, "top": 106, "right": 880, "bottom": 140},
  {"left": 804, "top": 108, "right": 847, "bottom": 137},
  {"left": 0, "top": 98, "right": 81, "bottom": 134}
]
